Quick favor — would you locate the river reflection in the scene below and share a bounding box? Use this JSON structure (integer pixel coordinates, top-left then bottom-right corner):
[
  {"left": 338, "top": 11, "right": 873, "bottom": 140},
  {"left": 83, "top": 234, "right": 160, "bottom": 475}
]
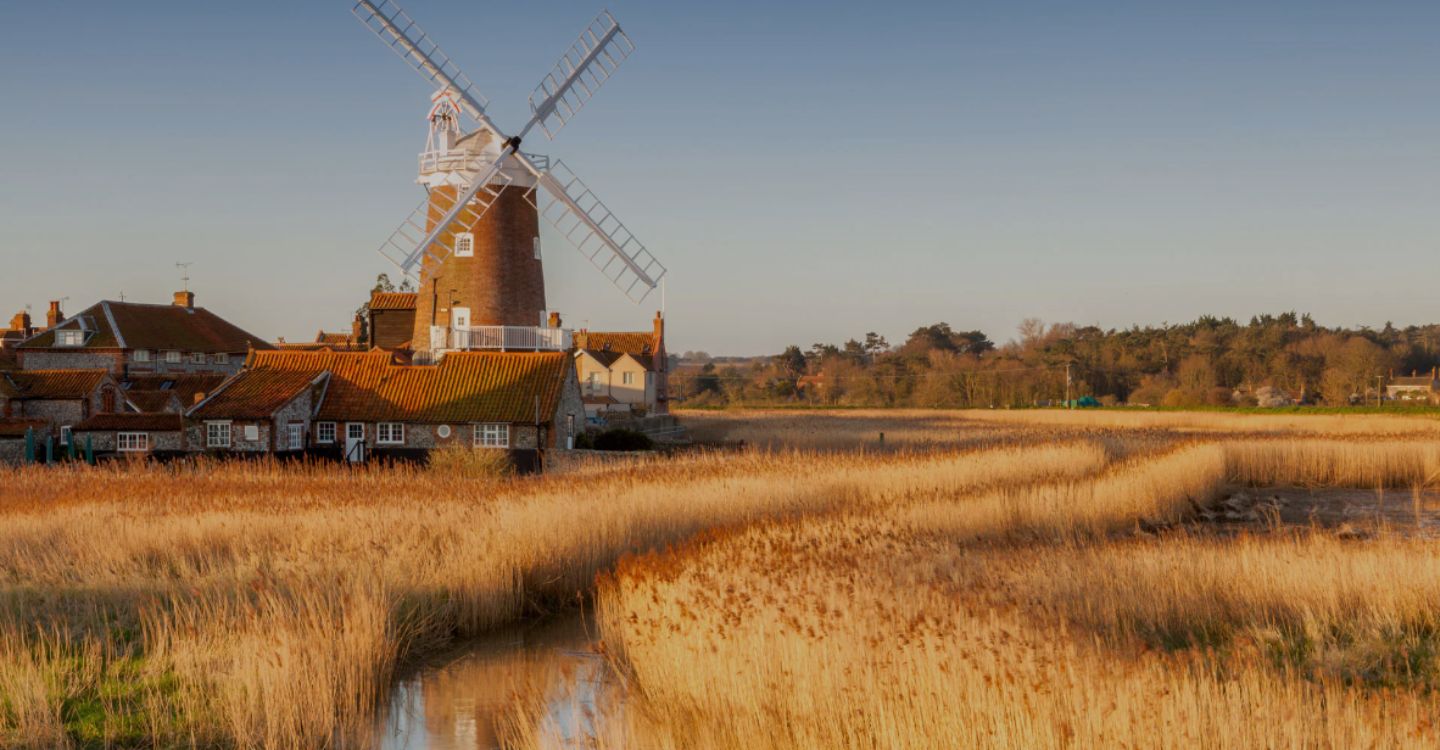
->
[{"left": 374, "top": 613, "right": 624, "bottom": 750}]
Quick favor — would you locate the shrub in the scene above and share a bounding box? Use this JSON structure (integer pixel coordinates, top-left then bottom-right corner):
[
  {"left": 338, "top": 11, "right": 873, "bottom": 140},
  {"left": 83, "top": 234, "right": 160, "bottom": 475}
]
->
[{"left": 592, "top": 429, "right": 654, "bottom": 452}]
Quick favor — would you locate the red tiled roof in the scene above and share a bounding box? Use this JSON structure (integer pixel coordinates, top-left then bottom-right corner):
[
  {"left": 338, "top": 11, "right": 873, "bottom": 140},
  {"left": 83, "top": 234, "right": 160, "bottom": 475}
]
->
[
  {"left": 19, "top": 301, "right": 274, "bottom": 354},
  {"left": 244, "top": 350, "right": 572, "bottom": 423},
  {"left": 316, "top": 331, "right": 353, "bottom": 345},
  {"left": 5, "top": 370, "right": 110, "bottom": 400},
  {"left": 0, "top": 419, "right": 48, "bottom": 438},
  {"left": 579, "top": 331, "right": 655, "bottom": 356},
  {"left": 124, "top": 391, "right": 181, "bottom": 413},
  {"left": 123, "top": 374, "right": 227, "bottom": 409},
  {"left": 189, "top": 369, "right": 327, "bottom": 420},
  {"left": 73, "top": 413, "right": 184, "bottom": 432},
  {"left": 370, "top": 292, "right": 418, "bottom": 311}
]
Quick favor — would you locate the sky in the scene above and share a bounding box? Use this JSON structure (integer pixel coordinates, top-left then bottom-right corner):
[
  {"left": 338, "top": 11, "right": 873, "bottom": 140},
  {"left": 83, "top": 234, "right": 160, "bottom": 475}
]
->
[{"left": 2, "top": 1, "right": 1439, "bottom": 355}]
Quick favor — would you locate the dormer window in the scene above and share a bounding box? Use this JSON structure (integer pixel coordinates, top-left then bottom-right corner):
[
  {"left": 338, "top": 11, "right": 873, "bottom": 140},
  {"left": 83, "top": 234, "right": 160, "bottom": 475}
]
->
[
  {"left": 56, "top": 330, "right": 84, "bottom": 347},
  {"left": 453, "top": 233, "right": 474, "bottom": 258}
]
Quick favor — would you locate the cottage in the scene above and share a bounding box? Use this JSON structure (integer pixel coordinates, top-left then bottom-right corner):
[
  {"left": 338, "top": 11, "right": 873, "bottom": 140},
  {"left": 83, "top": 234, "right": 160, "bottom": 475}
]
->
[
  {"left": 71, "top": 413, "right": 187, "bottom": 458},
  {"left": 572, "top": 312, "right": 670, "bottom": 417},
  {"left": 231, "top": 349, "right": 582, "bottom": 469},
  {"left": 0, "top": 369, "right": 121, "bottom": 448},
  {"left": 188, "top": 369, "right": 331, "bottom": 454},
  {"left": 366, "top": 291, "right": 418, "bottom": 351},
  {"left": 15, "top": 292, "right": 272, "bottom": 376},
  {"left": 1386, "top": 370, "right": 1440, "bottom": 403}
]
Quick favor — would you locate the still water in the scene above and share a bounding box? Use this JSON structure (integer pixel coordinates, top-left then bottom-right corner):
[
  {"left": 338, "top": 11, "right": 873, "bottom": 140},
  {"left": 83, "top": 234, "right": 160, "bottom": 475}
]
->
[{"left": 373, "top": 613, "right": 625, "bottom": 750}]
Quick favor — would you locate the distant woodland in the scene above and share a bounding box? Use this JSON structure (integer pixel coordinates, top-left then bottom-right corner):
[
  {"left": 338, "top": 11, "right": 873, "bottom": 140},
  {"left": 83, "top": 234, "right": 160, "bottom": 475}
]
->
[{"left": 674, "top": 314, "right": 1440, "bottom": 408}]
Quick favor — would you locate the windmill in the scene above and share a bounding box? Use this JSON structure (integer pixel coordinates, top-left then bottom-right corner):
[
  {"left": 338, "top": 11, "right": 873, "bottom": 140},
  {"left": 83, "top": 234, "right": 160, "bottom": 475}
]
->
[{"left": 351, "top": 1, "right": 666, "bottom": 356}]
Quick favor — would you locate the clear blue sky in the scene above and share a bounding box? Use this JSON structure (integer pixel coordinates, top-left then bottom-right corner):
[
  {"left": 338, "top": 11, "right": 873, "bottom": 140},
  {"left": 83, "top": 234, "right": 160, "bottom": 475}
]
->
[{"left": 2, "top": 1, "right": 1439, "bottom": 354}]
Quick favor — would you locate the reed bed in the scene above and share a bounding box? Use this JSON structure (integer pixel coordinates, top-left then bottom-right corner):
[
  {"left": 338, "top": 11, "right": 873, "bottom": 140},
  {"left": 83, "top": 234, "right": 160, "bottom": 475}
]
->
[
  {"left": 575, "top": 412, "right": 1440, "bottom": 750},
  {"left": 0, "top": 429, "right": 1111, "bottom": 748},
  {"left": 951, "top": 406, "right": 1440, "bottom": 435}
]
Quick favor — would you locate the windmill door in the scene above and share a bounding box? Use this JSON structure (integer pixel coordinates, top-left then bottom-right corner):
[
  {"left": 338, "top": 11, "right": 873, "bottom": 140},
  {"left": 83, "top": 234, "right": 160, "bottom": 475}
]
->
[{"left": 345, "top": 423, "right": 366, "bottom": 463}]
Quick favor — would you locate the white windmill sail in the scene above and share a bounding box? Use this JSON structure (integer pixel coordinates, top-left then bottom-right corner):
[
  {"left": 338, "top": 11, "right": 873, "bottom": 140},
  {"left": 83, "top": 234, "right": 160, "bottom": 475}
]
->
[{"left": 352, "top": 0, "right": 666, "bottom": 300}]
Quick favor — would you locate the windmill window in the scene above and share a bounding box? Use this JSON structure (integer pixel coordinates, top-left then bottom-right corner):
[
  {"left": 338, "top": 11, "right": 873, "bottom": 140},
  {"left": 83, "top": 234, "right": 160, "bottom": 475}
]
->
[{"left": 453, "top": 233, "right": 474, "bottom": 258}]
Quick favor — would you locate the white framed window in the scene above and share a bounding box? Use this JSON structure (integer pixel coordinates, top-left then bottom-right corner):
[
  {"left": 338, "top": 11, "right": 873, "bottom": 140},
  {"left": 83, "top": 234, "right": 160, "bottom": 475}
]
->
[
  {"left": 59, "top": 426, "right": 72, "bottom": 446},
  {"left": 377, "top": 423, "right": 404, "bottom": 445},
  {"left": 191, "top": 352, "right": 206, "bottom": 365},
  {"left": 215, "top": 353, "right": 230, "bottom": 365},
  {"left": 117, "top": 432, "right": 148, "bottom": 453},
  {"left": 587, "top": 372, "right": 603, "bottom": 395},
  {"left": 316, "top": 422, "right": 336, "bottom": 444},
  {"left": 243, "top": 425, "right": 260, "bottom": 442},
  {"left": 474, "top": 423, "right": 509, "bottom": 449},
  {"left": 57, "top": 330, "right": 84, "bottom": 347},
  {"left": 453, "top": 232, "right": 474, "bottom": 257},
  {"left": 206, "top": 422, "right": 231, "bottom": 449},
  {"left": 287, "top": 423, "right": 303, "bottom": 451},
  {"left": 622, "top": 372, "right": 634, "bottom": 386},
  {"left": 165, "top": 351, "right": 181, "bottom": 364},
  {"left": 133, "top": 349, "right": 152, "bottom": 363}
]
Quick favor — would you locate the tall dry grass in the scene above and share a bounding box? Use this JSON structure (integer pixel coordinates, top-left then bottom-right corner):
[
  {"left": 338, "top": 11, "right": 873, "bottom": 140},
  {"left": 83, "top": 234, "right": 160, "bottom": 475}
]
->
[
  {"left": 952, "top": 407, "right": 1440, "bottom": 435},
  {"left": 579, "top": 414, "right": 1440, "bottom": 749},
  {"left": 0, "top": 431, "right": 1112, "bottom": 748}
]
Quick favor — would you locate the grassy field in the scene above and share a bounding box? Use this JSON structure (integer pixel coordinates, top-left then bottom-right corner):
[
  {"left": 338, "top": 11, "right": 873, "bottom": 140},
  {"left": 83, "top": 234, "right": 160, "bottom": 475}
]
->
[{"left": 4, "top": 411, "right": 1440, "bottom": 747}]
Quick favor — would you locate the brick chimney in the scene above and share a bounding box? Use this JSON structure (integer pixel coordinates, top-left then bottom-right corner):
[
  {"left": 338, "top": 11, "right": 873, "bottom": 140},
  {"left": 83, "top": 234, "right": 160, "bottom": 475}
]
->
[
  {"left": 46, "top": 301, "right": 62, "bottom": 329},
  {"left": 352, "top": 313, "right": 365, "bottom": 346},
  {"left": 9, "top": 311, "right": 30, "bottom": 334},
  {"left": 548, "top": 311, "right": 563, "bottom": 329},
  {"left": 173, "top": 291, "right": 195, "bottom": 308}
]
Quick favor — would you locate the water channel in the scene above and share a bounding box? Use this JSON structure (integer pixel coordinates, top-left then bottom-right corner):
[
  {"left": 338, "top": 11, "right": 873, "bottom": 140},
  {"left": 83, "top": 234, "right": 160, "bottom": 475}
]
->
[{"left": 372, "top": 612, "right": 625, "bottom": 750}]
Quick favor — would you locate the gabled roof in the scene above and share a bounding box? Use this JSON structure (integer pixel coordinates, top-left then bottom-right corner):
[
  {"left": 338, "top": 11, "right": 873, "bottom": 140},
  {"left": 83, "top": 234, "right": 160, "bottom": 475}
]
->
[
  {"left": 244, "top": 350, "right": 573, "bottom": 423},
  {"left": 123, "top": 391, "right": 182, "bottom": 414},
  {"left": 370, "top": 292, "right": 418, "bottom": 311},
  {"left": 19, "top": 301, "right": 273, "bottom": 354},
  {"left": 578, "top": 331, "right": 656, "bottom": 356},
  {"left": 122, "top": 374, "right": 227, "bottom": 409},
  {"left": 4, "top": 370, "right": 111, "bottom": 400},
  {"left": 577, "top": 349, "right": 655, "bottom": 372},
  {"left": 189, "top": 369, "right": 329, "bottom": 421},
  {"left": 73, "top": 413, "right": 184, "bottom": 432}
]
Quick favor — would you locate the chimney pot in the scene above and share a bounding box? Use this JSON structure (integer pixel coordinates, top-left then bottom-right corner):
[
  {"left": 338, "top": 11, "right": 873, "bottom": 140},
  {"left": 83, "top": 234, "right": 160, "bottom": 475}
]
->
[
  {"left": 548, "top": 312, "right": 562, "bottom": 329},
  {"left": 173, "top": 291, "right": 195, "bottom": 308}
]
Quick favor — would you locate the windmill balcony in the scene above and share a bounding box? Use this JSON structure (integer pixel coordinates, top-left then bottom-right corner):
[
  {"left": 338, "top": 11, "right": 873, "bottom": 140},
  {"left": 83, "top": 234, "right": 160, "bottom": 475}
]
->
[{"left": 429, "top": 325, "right": 572, "bottom": 353}]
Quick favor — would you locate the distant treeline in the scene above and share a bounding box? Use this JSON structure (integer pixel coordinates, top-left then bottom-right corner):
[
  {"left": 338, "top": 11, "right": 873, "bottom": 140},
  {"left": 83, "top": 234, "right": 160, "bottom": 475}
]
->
[{"left": 674, "top": 314, "right": 1440, "bottom": 408}]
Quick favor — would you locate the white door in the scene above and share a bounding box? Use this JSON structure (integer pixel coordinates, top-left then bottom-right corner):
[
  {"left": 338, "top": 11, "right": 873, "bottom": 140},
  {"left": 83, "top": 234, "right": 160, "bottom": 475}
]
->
[
  {"left": 451, "top": 307, "right": 471, "bottom": 349},
  {"left": 287, "top": 423, "right": 304, "bottom": 452},
  {"left": 345, "top": 423, "right": 365, "bottom": 463}
]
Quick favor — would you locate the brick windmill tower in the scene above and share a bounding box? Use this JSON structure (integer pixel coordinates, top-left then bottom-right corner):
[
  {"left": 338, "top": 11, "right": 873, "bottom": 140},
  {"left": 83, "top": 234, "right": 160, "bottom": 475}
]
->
[{"left": 355, "top": 0, "right": 668, "bottom": 359}]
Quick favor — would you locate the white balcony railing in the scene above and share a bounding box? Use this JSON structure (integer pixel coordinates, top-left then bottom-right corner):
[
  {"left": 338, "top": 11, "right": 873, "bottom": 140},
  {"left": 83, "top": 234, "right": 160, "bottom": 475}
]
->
[{"left": 430, "top": 325, "right": 572, "bottom": 353}]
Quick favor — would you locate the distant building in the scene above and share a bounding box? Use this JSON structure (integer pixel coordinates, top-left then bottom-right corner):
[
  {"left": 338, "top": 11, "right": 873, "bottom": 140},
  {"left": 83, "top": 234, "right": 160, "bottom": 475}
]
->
[
  {"left": 186, "top": 349, "right": 582, "bottom": 471},
  {"left": 367, "top": 291, "right": 418, "bottom": 351},
  {"left": 0, "top": 369, "right": 122, "bottom": 447},
  {"left": 16, "top": 292, "right": 272, "bottom": 376},
  {"left": 1386, "top": 370, "right": 1440, "bottom": 403},
  {"left": 121, "top": 374, "right": 229, "bottom": 414},
  {"left": 276, "top": 323, "right": 365, "bottom": 352},
  {"left": 71, "top": 413, "right": 187, "bottom": 457},
  {"left": 572, "top": 312, "right": 670, "bottom": 417}
]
